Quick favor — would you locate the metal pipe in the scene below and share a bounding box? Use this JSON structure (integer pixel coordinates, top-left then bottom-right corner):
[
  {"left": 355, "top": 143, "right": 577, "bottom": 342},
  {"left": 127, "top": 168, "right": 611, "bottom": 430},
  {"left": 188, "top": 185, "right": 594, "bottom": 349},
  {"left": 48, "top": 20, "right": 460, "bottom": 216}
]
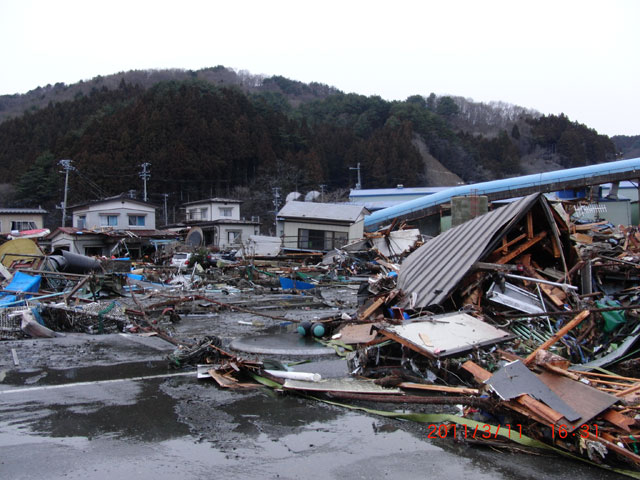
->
[{"left": 504, "top": 273, "right": 578, "bottom": 290}]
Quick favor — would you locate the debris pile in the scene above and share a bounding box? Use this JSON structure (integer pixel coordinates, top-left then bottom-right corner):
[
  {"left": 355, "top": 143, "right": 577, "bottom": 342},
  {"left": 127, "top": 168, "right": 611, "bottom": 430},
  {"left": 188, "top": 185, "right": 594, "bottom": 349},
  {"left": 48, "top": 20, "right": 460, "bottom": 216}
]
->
[{"left": 4, "top": 192, "right": 640, "bottom": 476}]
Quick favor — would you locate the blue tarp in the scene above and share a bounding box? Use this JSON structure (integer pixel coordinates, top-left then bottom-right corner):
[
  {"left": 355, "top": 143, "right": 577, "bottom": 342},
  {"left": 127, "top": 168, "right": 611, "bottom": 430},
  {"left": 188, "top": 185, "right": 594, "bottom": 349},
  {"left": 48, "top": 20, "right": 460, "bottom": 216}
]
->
[
  {"left": 0, "top": 271, "right": 42, "bottom": 307},
  {"left": 279, "top": 277, "right": 316, "bottom": 290}
]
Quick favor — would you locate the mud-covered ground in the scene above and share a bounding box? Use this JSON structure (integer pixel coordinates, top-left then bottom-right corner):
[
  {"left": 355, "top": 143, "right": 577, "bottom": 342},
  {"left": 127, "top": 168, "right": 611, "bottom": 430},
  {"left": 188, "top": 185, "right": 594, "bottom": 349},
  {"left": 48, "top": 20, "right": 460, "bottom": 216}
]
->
[{"left": 0, "top": 287, "right": 629, "bottom": 479}]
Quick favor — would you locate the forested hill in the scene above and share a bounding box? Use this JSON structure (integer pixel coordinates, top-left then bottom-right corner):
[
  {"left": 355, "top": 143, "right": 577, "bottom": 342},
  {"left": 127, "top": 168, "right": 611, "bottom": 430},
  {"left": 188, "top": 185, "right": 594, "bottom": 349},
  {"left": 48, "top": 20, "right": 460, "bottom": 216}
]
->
[{"left": 0, "top": 66, "right": 618, "bottom": 228}]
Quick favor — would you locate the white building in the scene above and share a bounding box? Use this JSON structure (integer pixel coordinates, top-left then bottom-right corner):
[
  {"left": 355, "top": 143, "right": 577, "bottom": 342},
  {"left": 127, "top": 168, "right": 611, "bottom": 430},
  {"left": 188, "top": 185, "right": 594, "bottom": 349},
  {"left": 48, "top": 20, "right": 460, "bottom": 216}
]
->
[
  {"left": 276, "top": 201, "right": 370, "bottom": 251},
  {"left": 180, "top": 198, "right": 260, "bottom": 250},
  {"left": 0, "top": 207, "right": 47, "bottom": 235},
  {"left": 72, "top": 195, "right": 156, "bottom": 231},
  {"left": 45, "top": 195, "right": 177, "bottom": 258}
]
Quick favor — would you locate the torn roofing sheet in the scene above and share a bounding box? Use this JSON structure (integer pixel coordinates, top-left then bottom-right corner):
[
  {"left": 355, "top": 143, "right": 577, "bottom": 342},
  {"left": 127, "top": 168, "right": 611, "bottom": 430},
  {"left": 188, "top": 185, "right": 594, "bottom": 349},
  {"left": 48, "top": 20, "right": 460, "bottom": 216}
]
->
[
  {"left": 397, "top": 193, "right": 541, "bottom": 309},
  {"left": 380, "top": 312, "right": 513, "bottom": 358},
  {"left": 370, "top": 228, "right": 421, "bottom": 259},
  {"left": 485, "top": 360, "right": 581, "bottom": 422}
]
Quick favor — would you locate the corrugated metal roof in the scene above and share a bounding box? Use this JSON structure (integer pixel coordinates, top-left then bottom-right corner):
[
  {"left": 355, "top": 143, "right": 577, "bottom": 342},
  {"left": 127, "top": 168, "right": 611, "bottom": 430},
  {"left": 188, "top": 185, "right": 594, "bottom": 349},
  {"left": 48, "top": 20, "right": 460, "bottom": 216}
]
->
[
  {"left": 397, "top": 193, "right": 540, "bottom": 308},
  {"left": 277, "top": 201, "right": 369, "bottom": 223}
]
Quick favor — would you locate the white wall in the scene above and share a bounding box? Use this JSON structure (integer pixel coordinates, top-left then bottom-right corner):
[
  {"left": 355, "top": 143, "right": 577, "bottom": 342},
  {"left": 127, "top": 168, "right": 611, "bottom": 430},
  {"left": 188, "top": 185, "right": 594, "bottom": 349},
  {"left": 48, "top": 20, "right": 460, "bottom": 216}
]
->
[
  {"left": 73, "top": 199, "right": 156, "bottom": 230},
  {"left": 185, "top": 201, "right": 241, "bottom": 221}
]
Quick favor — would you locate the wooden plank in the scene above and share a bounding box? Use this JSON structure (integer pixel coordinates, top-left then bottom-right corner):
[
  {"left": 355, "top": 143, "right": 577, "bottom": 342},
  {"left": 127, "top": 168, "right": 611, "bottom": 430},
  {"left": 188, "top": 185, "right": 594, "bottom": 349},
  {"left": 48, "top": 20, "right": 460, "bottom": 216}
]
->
[
  {"left": 524, "top": 310, "right": 590, "bottom": 365},
  {"left": 515, "top": 394, "right": 565, "bottom": 424},
  {"left": 578, "top": 371, "right": 640, "bottom": 383},
  {"left": 496, "top": 231, "right": 547, "bottom": 265},
  {"left": 616, "top": 382, "right": 640, "bottom": 398},
  {"left": 398, "top": 383, "right": 480, "bottom": 396},
  {"left": 526, "top": 211, "right": 534, "bottom": 240},
  {"left": 571, "top": 233, "right": 593, "bottom": 244},
  {"left": 461, "top": 360, "right": 492, "bottom": 383},
  {"left": 462, "top": 360, "right": 570, "bottom": 427},
  {"left": 208, "top": 369, "right": 238, "bottom": 388},
  {"left": 491, "top": 233, "right": 527, "bottom": 257},
  {"left": 357, "top": 296, "right": 386, "bottom": 321},
  {"left": 601, "top": 409, "right": 634, "bottom": 433},
  {"left": 574, "top": 221, "right": 608, "bottom": 231},
  {"left": 537, "top": 370, "right": 618, "bottom": 430},
  {"left": 541, "top": 363, "right": 582, "bottom": 381}
]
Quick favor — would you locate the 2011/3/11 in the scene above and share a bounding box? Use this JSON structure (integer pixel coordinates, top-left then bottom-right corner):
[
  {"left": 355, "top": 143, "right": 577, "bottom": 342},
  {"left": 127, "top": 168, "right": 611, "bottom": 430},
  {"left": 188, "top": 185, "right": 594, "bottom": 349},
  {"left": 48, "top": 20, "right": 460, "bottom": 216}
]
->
[{"left": 425, "top": 423, "right": 522, "bottom": 439}]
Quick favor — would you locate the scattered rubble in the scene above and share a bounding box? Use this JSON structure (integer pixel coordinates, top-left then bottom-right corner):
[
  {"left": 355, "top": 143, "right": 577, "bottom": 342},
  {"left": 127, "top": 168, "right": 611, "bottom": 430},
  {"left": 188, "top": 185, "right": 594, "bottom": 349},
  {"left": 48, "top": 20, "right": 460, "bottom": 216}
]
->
[{"left": 3, "top": 192, "right": 640, "bottom": 477}]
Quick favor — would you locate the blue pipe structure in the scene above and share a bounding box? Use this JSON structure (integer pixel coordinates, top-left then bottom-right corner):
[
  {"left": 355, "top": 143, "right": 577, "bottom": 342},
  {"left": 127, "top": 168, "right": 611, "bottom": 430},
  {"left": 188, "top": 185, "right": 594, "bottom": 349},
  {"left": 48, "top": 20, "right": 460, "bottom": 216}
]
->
[{"left": 364, "top": 157, "right": 640, "bottom": 231}]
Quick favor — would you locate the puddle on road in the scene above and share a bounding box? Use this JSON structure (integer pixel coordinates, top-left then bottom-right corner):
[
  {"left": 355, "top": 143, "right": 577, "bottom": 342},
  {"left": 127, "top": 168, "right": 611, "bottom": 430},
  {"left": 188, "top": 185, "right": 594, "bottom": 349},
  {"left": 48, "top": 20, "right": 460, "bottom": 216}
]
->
[
  {"left": 0, "top": 373, "right": 627, "bottom": 480},
  {"left": 1, "top": 360, "right": 171, "bottom": 387},
  {"left": 4, "top": 377, "right": 190, "bottom": 442}
]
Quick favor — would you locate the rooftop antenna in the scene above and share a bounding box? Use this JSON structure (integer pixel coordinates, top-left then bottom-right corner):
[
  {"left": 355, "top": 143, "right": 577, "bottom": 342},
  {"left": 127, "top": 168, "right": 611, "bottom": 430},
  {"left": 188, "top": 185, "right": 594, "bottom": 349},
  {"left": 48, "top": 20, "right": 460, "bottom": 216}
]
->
[
  {"left": 139, "top": 162, "right": 151, "bottom": 201},
  {"left": 59, "top": 159, "right": 74, "bottom": 227},
  {"left": 349, "top": 162, "right": 362, "bottom": 190}
]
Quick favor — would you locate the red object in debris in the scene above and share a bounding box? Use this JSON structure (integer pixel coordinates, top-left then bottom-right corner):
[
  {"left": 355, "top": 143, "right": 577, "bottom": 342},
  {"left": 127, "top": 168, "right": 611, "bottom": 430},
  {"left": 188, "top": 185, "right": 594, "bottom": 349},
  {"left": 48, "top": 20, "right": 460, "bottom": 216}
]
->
[{"left": 8, "top": 228, "right": 50, "bottom": 239}]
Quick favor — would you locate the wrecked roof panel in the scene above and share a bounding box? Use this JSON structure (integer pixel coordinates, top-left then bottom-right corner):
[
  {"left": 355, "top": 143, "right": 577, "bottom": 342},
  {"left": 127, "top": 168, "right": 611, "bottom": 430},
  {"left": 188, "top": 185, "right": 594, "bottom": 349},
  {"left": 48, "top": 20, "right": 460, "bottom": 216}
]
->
[
  {"left": 397, "top": 193, "right": 540, "bottom": 308},
  {"left": 381, "top": 312, "right": 513, "bottom": 358}
]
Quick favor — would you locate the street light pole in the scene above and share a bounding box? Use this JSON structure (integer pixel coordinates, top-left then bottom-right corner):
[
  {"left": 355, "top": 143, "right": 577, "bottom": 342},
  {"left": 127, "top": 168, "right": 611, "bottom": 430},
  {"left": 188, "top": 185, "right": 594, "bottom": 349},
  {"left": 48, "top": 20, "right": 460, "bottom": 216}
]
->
[{"left": 349, "top": 162, "right": 362, "bottom": 190}]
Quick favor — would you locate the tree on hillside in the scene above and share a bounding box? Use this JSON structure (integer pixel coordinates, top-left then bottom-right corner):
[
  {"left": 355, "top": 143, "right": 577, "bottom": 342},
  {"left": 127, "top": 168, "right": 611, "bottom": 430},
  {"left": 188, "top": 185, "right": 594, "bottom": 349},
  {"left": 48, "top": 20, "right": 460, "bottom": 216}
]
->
[{"left": 14, "top": 151, "right": 60, "bottom": 208}]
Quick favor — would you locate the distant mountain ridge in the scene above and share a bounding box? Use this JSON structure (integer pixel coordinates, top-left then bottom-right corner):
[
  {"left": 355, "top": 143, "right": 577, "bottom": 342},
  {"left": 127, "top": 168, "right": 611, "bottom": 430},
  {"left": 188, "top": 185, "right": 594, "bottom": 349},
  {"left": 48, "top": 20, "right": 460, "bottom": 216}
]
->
[
  {"left": 0, "top": 66, "right": 338, "bottom": 124},
  {"left": 0, "top": 65, "right": 631, "bottom": 230}
]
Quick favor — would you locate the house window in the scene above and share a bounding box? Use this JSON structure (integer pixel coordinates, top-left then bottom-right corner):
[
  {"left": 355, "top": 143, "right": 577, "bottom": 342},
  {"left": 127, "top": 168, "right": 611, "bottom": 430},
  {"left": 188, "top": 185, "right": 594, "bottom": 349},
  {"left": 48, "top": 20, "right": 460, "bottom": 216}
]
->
[
  {"left": 298, "top": 229, "right": 348, "bottom": 250},
  {"left": 100, "top": 215, "right": 118, "bottom": 227},
  {"left": 77, "top": 216, "right": 86, "bottom": 229},
  {"left": 219, "top": 207, "right": 233, "bottom": 217},
  {"left": 10, "top": 221, "right": 37, "bottom": 231},
  {"left": 200, "top": 207, "right": 208, "bottom": 220},
  {"left": 128, "top": 215, "right": 146, "bottom": 226},
  {"left": 188, "top": 209, "right": 198, "bottom": 221},
  {"left": 227, "top": 230, "right": 242, "bottom": 244}
]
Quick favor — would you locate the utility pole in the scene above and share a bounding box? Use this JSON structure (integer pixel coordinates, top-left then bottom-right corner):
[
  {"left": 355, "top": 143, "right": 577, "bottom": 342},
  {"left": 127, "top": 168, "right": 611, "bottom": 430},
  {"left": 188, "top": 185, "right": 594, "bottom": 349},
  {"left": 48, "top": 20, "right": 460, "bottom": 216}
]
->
[
  {"left": 349, "top": 162, "right": 362, "bottom": 190},
  {"left": 162, "top": 193, "right": 169, "bottom": 226},
  {"left": 139, "top": 163, "right": 151, "bottom": 202},
  {"left": 320, "top": 184, "right": 327, "bottom": 202},
  {"left": 272, "top": 187, "right": 281, "bottom": 236},
  {"left": 59, "top": 159, "right": 74, "bottom": 227}
]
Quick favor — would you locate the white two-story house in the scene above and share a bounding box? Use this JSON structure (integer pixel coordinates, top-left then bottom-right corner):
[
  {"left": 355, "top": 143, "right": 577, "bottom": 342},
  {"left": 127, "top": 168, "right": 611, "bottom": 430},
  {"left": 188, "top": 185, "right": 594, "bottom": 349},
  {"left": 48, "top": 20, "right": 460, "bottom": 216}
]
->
[
  {"left": 180, "top": 197, "right": 260, "bottom": 249},
  {"left": 46, "top": 195, "right": 177, "bottom": 258},
  {"left": 72, "top": 195, "right": 156, "bottom": 231}
]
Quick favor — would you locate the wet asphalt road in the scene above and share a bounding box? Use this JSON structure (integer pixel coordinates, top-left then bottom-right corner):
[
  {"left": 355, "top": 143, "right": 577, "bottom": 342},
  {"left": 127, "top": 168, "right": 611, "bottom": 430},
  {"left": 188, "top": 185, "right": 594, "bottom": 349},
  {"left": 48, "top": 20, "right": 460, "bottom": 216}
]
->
[{"left": 0, "top": 309, "right": 630, "bottom": 479}]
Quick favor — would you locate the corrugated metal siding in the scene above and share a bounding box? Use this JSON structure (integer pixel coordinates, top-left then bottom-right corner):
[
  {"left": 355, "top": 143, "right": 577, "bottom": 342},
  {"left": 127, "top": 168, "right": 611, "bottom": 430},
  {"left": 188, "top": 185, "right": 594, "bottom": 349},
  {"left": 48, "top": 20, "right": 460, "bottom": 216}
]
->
[{"left": 397, "top": 194, "right": 540, "bottom": 308}]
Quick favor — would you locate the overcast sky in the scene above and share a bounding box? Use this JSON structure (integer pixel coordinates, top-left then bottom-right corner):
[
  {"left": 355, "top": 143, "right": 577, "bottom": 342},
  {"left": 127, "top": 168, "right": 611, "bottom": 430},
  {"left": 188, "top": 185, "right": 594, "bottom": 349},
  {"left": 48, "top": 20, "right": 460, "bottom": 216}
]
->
[{"left": 1, "top": 0, "right": 638, "bottom": 136}]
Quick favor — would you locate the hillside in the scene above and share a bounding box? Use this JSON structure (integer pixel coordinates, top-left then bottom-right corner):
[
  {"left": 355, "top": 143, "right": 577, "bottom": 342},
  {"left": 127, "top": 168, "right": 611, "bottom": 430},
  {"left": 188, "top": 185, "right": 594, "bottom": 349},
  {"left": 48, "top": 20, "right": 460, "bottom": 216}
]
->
[
  {"left": 0, "top": 67, "right": 618, "bottom": 230},
  {"left": 612, "top": 135, "right": 640, "bottom": 160}
]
